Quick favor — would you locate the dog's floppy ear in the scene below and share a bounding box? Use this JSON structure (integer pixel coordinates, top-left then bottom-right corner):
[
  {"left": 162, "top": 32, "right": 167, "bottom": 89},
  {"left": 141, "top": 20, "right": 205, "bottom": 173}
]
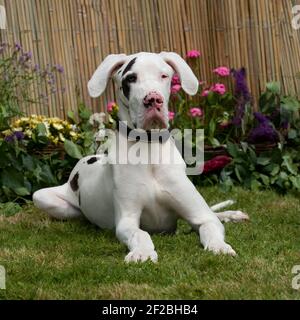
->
[
  {"left": 88, "top": 54, "right": 127, "bottom": 98},
  {"left": 159, "top": 52, "right": 199, "bottom": 95}
]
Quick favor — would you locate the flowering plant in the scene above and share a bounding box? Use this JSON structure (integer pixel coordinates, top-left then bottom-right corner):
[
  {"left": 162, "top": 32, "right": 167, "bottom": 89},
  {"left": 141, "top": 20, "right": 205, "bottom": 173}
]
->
[
  {"left": 0, "top": 43, "right": 64, "bottom": 131},
  {"left": 169, "top": 59, "right": 235, "bottom": 147},
  {"left": 3, "top": 115, "right": 79, "bottom": 146}
]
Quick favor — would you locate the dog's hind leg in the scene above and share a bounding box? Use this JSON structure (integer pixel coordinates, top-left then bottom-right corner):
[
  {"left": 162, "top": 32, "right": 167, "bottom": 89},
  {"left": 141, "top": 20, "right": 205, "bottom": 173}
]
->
[{"left": 33, "top": 183, "right": 82, "bottom": 220}]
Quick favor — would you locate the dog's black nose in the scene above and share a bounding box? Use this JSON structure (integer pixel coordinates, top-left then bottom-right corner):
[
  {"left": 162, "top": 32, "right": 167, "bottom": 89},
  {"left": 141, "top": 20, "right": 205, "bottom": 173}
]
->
[{"left": 143, "top": 92, "right": 164, "bottom": 109}]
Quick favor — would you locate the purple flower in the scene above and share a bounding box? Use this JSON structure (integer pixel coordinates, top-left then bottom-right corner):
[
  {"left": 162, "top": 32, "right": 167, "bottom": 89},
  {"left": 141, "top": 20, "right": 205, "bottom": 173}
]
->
[
  {"left": 33, "top": 64, "right": 40, "bottom": 72},
  {"left": 54, "top": 64, "right": 64, "bottom": 73},
  {"left": 19, "top": 51, "right": 32, "bottom": 65},
  {"left": 0, "top": 43, "right": 6, "bottom": 54},
  {"left": 4, "top": 135, "right": 15, "bottom": 143},
  {"left": 14, "top": 131, "right": 25, "bottom": 140},
  {"left": 4, "top": 131, "right": 25, "bottom": 143},
  {"left": 232, "top": 100, "right": 246, "bottom": 126},
  {"left": 15, "top": 43, "right": 22, "bottom": 52},
  {"left": 231, "top": 68, "right": 252, "bottom": 127},
  {"left": 26, "top": 51, "right": 32, "bottom": 60},
  {"left": 247, "top": 112, "right": 279, "bottom": 144},
  {"left": 253, "top": 112, "right": 269, "bottom": 124},
  {"left": 232, "top": 68, "right": 251, "bottom": 100}
]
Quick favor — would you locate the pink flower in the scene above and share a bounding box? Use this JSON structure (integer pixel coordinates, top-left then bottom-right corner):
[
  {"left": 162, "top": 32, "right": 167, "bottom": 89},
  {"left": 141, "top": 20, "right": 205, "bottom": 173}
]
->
[
  {"left": 201, "top": 89, "right": 210, "bottom": 97},
  {"left": 107, "top": 101, "right": 117, "bottom": 113},
  {"left": 186, "top": 50, "right": 201, "bottom": 59},
  {"left": 199, "top": 80, "right": 206, "bottom": 86},
  {"left": 171, "top": 84, "right": 181, "bottom": 94},
  {"left": 190, "top": 107, "right": 203, "bottom": 118},
  {"left": 211, "top": 83, "right": 226, "bottom": 95},
  {"left": 168, "top": 111, "right": 175, "bottom": 121},
  {"left": 171, "top": 74, "right": 181, "bottom": 86},
  {"left": 213, "top": 66, "right": 230, "bottom": 77}
]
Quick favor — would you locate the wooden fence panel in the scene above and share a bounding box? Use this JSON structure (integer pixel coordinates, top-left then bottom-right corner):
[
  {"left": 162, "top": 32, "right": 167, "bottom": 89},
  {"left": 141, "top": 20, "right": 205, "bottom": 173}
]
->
[{"left": 0, "top": 0, "right": 300, "bottom": 118}]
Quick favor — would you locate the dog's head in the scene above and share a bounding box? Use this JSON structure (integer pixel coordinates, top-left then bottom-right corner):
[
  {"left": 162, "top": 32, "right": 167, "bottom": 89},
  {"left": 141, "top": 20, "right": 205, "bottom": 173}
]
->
[{"left": 88, "top": 52, "right": 198, "bottom": 130}]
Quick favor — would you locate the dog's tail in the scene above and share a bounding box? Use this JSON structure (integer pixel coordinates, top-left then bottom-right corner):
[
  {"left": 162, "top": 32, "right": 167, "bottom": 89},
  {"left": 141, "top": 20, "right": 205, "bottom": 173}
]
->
[{"left": 210, "top": 199, "right": 235, "bottom": 212}]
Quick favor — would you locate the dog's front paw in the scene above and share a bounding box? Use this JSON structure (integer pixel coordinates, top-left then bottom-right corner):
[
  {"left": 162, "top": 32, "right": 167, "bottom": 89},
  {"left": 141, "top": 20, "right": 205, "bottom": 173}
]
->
[
  {"left": 206, "top": 241, "right": 236, "bottom": 256},
  {"left": 125, "top": 249, "right": 158, "bottom": 263}
]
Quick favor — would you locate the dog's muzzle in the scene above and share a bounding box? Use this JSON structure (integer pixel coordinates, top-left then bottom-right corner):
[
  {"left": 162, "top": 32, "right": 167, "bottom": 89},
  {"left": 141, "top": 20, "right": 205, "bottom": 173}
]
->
[{"left": 142, "top": 91, "right": 166, "bottom": 130}]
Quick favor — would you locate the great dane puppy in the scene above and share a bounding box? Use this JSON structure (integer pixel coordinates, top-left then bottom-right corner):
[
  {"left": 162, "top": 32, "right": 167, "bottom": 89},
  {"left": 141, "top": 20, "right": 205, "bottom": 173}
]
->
[{"left": 33, "top": 52, "right": 248, "bottom": 263}]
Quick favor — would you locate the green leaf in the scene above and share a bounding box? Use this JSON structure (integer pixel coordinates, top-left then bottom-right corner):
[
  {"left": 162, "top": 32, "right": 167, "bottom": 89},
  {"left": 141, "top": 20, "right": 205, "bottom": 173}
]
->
[
  {"left": 257, "top": 157, "right": 270, "bottom": 166},
  {"left": 270, "top": 165, "right": 280, "bottom": 176},
  {"left": 67, "top": 110, "right": 76, "bottom": 124},
  {"left": 14, "top": 187, "right": 31, "bottom": 196},
  {"left": 227, "top": 142, "right": 239, "bottom": 158},
  {"left": 0, "top": 167, "right": 25, "bottom": 190},
  {"left": 282, "top": 155, "right": 298, "bottom": 175},
  {"left": 290, "top": 176, "right": 300, "bottom": 189},
  {"left": 281, "top": 96, "right": 300, "bottom": 112},
  {"left": 266, "top": 81, "right": 280, "bottom": 94},
  {"left": 250, "top": 178, "right": 262, "bottom": 191},
  {"left": 288, "top": 129, "right": 298, "bottom": 140},
  {"left": 78, "top": 104, "right": 92, "bottom": 120},
  {"left": 64, "top": 139, "right": 83, "bottom": 159},
  {"left": 260, "top": 174, "right": 270, "bottom": 186},
  {"left": 36, "top": 123, "right": 49, "bottom": 144},
  {"left": 208, "top": 138, "right": 220, "bottom": 148},
  {"left": 207, "top": 92, "right": 218, "bottom": 105}
]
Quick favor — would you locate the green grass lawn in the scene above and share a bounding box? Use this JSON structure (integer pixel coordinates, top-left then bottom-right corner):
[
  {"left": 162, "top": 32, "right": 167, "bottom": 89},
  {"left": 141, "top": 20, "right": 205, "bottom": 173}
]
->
[{"left": 0, "top": 187, "right": 300, "bottom": 300}]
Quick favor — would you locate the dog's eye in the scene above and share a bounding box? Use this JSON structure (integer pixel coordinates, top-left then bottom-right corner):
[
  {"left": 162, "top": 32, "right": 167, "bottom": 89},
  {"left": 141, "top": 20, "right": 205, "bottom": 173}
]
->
[
  {"left": 126, "top": 74, "right": 137, "bottom": 83},
  {"left": 161, "top": 74, "right": 169, "bottom": 79}
]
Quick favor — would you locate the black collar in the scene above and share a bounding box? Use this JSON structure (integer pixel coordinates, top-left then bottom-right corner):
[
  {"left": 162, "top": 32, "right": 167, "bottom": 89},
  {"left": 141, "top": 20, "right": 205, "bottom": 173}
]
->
[{"left": 116, "top": 118, "right": 171, "bottom": 144}]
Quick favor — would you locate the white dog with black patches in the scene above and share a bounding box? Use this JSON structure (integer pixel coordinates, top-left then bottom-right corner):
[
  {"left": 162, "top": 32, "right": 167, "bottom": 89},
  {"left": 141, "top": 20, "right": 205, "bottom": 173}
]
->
[{"left": 33, "top": 52, "right": 248, "bottom": 263}]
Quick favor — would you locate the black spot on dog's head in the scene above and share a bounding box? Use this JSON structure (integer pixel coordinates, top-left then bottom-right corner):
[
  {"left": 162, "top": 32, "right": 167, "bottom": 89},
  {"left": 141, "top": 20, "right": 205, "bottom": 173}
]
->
[
  {"left": 87, "top": 157, "right": 98, "bottom": 165},
  {"left": 122, "top": 57, "right": 137, "bottom": 77},
  {"left": 121, "top": 73, "right": 137, "bottom": 100},
  {"left": 70, "top": 172, "right": 79, "bottom": 192}
]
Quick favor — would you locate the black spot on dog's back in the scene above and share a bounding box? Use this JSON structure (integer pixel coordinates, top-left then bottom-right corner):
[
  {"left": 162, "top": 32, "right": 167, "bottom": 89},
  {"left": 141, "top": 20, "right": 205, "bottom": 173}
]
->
[
  {"left": 70, "top": 172, "right": 79, "bottom": 192},
  {"left": 87, "top": 157, "right": 98, "bottom": 165},
  {"left": 122, "top": 57, "right": 137, "bottom": 76}
]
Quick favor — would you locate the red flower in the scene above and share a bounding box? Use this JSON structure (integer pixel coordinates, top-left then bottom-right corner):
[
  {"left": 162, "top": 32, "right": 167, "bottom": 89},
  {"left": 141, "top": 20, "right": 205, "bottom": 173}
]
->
[{"left": 203, "top": 156, "right": 232, "bottom": 174}]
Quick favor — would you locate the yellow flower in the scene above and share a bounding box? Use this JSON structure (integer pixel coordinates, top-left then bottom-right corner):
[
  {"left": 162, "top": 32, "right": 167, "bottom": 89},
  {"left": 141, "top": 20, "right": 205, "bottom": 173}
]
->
[
  {"left": 59, "top": 133, "right": 65, "bottom": 142},
  {"left": 25, "top": 129, "right": 32, "bottom": 138},
  {"left": 2, "top": 129, "right": 12, "bottom": 136},
  {"left": 13, "top": 127, "right": 23, "bottom": 132},
  {"left": 14, "top": 119, "right": 21, "bottom": 127},
  {"left": 52, "top": 123, "right": 64, "bottom": 131}
]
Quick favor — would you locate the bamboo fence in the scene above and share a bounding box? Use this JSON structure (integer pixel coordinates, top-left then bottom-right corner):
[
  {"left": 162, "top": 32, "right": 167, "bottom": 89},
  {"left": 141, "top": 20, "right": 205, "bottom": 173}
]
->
[{"left": 0, "top": 0, "right": 300, "bottom": 118}]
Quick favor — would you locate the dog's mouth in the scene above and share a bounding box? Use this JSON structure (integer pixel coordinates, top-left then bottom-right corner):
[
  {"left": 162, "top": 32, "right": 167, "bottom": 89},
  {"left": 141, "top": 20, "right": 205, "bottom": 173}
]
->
[{"left": 142, "top": 108, "right": 167, "bottom": 130}]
